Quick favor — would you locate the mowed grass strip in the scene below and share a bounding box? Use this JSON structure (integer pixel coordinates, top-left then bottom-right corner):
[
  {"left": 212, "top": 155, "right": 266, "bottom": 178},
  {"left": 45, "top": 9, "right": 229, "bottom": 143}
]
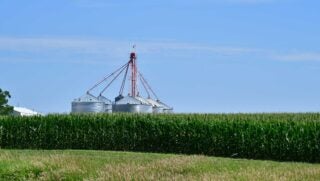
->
[{"left": 0, "top": 149, "right": 320, "bottom": 181}]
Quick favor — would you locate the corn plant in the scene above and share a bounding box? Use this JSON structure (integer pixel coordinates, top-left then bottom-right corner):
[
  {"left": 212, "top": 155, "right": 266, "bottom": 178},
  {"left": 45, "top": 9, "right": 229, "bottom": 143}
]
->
[{"left": 0, "top": 113, "right": 319, "bottom": 162}]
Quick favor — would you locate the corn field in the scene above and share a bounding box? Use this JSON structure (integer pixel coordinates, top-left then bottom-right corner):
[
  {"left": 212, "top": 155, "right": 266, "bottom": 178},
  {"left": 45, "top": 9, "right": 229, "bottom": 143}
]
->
[{"left": 0, "top": 113, "right": 319, "bottom": 162}]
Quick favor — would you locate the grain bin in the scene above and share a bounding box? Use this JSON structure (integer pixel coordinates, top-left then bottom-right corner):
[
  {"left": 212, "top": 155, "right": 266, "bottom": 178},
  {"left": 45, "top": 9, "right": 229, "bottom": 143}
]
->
[
  {"left": 112, "top": 96, "right": 153, "bottom": 113},
  {"left": 145, "top": 98, "right": 165, "bottom": 113},
  {"left": 97, "top": 95, "right": 112, "bottom": 113},
  {"left": 157, "top": 100, "right": 173, "bottom": 113},
  {"left": 146, "top": 98, "right": 173, "bottom": 113},
  {"left": 71, "top": 93, "right": 105, "bottom": 113}
]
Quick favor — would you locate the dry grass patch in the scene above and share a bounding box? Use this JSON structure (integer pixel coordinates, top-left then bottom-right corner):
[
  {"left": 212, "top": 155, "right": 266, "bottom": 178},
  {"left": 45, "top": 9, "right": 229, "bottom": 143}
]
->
[
  {"left": 1, "top": 150, "right": 320, "bottom": 181},
  {"left": 92, "top": 155, "right": 320, "bottom": 181},
  {"left": 93, "top": 156, "right": 205, "bottom": 181}
]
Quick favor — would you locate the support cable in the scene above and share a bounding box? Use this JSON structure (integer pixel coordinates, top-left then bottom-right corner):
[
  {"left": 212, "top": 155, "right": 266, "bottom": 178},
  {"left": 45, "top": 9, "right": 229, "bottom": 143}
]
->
[
  {"left": 119, "top": 63, "right": 130, "bottom": 95},
  {"left": 139, "top": 76, "right": 151, "bottom": 98},
  {"left": 87, "top": 61, "right": 129, "bottom": 93},
  {"left": 99, "top": 64, "right": 128, "bottom": 95},
  {"left": 138, "top": 72, "right": 159, "bottom": 100}
]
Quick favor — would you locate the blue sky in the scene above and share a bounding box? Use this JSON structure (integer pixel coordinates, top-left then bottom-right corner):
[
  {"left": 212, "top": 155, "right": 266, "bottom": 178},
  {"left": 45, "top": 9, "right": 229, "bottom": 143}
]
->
[{"left": 1, "top": 0, "right": 320, "bottom": 113}]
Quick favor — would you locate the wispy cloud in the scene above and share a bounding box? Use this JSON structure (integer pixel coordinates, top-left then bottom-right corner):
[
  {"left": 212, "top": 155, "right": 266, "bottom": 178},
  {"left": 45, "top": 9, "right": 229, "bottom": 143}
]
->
[
  {"left": 0, "top": 37, "right": 130, "bottom": 59},
  {"left": 1, "top": 36, "right": 320, "bottom": 64},
  {"left": 223, "top": 0, "right": 276, "bottom": 3},
  {"left": 0, "top": 37, "right": 121, "bottom": 52},
  {"left": 273, "top": 53, "right": 320, "bottom": 62},
  {"left": 72, "top": 0, "right": 117, "bottom": 8},
  {"left": 0, "top": 37, "right": 259, "bottom": 61},
  {"left": 137, "top": 42, "right": 260, "bottom": 55},
  {"left": 72, "top": 0, "right": 276, "bottom": 8}
]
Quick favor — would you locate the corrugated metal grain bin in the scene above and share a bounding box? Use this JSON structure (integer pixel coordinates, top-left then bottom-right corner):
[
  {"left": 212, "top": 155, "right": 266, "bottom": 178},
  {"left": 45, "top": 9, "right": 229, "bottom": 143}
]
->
[
  {"left": 146, "top": 98, "right": 165, "bottom": 113},
  {"left": 157, "top": 100, "right": 173, "bottom": 113},
  {"left": 71, "top": 93, "right": 105, "bottom": 113},
  {"left": 98, "top": 95, "right": 112, "bottom": 113},
  {"left": 112, "top": 96, "right": 153, "bottom": 113}
]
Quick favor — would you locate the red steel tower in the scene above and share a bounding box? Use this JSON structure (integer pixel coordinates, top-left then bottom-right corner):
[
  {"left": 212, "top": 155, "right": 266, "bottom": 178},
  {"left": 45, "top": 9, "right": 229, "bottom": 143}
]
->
[{"left": 129, "top": 50, "right": 137, "bottom": 97}]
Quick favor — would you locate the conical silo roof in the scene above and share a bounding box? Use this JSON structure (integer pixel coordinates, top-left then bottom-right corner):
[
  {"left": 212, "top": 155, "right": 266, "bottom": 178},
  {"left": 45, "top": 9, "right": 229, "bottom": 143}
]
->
[
  {"left": 135, "top": 96, "right": 152, "bottom": 105},
  {"left": 74, "top": 93, "right": 101, "bottom": 102},
  {"left": 97, "top": 95, "right": 112, "bottom": 104},
  {"left": 115, "top": 96, "right": 149, "bottom": 105},
  {"left": 156, "top": 100, "right": 172, "bottom": 110}
]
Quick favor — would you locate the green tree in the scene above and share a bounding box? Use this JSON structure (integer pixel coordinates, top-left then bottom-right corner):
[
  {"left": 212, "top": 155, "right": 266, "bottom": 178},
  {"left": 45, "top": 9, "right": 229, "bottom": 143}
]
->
[{"left": 0, "top": 88, "right": 13, "bottom": 115}]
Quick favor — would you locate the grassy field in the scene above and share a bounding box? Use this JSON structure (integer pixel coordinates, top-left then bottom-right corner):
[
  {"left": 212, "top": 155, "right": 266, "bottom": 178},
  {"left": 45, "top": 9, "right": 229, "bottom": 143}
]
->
[{"left": 0, "top": 150, "right": 320, "bottom": 181}]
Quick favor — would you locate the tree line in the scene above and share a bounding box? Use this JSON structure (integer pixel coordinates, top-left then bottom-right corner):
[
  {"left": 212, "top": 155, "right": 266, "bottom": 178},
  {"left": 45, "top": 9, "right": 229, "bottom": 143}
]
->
[{"left": 0, "top": 88, "right": 13, "bottom": 115}]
